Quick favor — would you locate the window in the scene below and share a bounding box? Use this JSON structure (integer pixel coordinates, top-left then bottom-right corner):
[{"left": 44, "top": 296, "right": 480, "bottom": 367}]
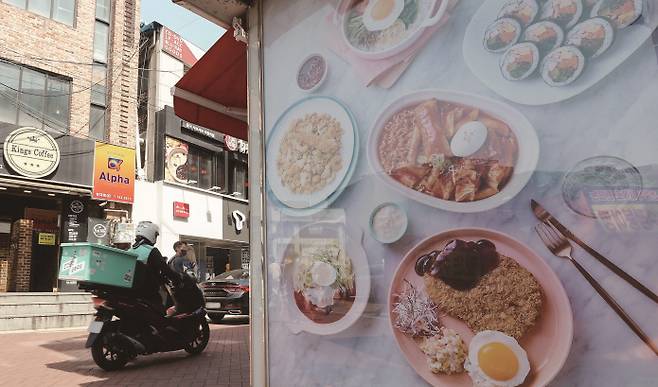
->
[
  {"left": 3, "top": 0, "right": 75, "bottom": 26},
  {"left": 93, "top": 21, "right": 109, "bottom": 63},
  {"left": 27, "top": 0, "right": 50, "bottom": 18},
  {"left": 44, "top": 76, "right": 69, "bottom": 131},
  {"left": 229, "top": 153, "right": 248, "bottom": 200},
  {"left": 164, "top": 136, "right": 227, "bottom": 191},
  {"left": 0, "top": 62, "right": 20, "bottom": 125},
  {"left": 90, "top": 0, "right": 110, "bottom": 140},
  {"left": 95, "top": 0, "right": 109, "bottom": 22},
  {"left": 89, "top": 105, "right": 105, "bottom": 141},
  {"left": 52, "top": 0, "right": 75, "bottom": 25},
  {"left": 0, "top": 61, "right": 71, "bottom": 132},
  {"left": 90, "top": 64, "right": 106, "bottom": 106}
]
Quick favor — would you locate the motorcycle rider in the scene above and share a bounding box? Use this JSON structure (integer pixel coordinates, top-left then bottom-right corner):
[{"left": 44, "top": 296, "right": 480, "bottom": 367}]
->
[{"left": 131, "top": 221, "right": 181, "bottom": 311}]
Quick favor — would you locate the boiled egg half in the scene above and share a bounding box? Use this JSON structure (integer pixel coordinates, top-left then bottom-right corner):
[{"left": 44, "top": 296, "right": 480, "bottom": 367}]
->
[
  {"left": 310, "top": 261, "right": 337, "bottom": 287},
  {"left": 450, "top": 121, "right": 488, "bottom": 157},
  {"left": 465, "top": 330, "right": 530, "bottom": 387},
  {"left": 362, "top": 0, "right": 405, "bottom": 31}
]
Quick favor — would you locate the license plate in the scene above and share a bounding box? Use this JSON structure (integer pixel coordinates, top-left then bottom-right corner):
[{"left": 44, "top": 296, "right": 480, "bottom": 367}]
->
[
  {"left": 88, "top": 320, "right": 103, "bottom": 333},
  {"left": 206, "top": 302, "right": 222, "bottom": 309}
]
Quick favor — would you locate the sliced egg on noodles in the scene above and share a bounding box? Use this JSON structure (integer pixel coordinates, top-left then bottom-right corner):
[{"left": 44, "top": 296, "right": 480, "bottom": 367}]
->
[{"left": 362, "top": 0, "right": 405, "bottom": 31}]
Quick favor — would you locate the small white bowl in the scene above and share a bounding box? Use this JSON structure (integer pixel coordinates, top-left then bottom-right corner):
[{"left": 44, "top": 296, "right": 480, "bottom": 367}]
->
[
  {"left": 369, "top": 202, "right": 408, "bottom": 244},
  {"left": 296, "top": 53, "right": 328, "bottom": 93}
]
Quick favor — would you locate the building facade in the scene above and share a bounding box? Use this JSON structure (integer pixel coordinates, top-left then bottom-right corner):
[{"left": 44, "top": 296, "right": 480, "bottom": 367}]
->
[
  {"left": 0, "top": 0, "right": 141, "bottom": 293},
  {"left": 136, "top": 22, "right": 249, "bottom": 280}
]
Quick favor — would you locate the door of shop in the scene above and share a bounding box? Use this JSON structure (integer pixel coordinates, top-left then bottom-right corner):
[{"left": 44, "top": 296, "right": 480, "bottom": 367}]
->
[{"left": 30, "top": 232, "right": 58, "bottom": 292}]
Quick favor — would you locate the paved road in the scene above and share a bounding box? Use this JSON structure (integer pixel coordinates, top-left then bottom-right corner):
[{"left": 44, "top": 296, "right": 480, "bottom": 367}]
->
[{"left": 0, "top": 317, "right": 250, "bottom": 387}]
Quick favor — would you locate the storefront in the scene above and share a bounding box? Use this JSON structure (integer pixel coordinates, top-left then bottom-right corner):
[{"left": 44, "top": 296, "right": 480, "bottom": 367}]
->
[
  {"left": 0, "top": 124, "right": 134, "bottom": 293},
  {"left": 176, "top": 0, "right": 658, "bottom": 385},
  {"left": 132, "top": 105, "right": 249, "bottom": 274}
]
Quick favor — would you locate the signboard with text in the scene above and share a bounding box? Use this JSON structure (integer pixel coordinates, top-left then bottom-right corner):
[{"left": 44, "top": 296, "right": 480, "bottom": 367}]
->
[
  {"left": 173, "top": 201, "right": 190, "bottom": 218},
  {"left": 162, "top": 27, "right": 198, "bottom": 67},
  {"left": 92, "top": 143, "right": 135, "bottom": 204}
]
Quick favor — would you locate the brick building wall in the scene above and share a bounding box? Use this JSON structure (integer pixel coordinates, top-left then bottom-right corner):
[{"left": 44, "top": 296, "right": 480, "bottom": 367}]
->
[
  {"left": 10, "top": 219, "right": 33, "bottom": 292},
  {"left": 0, "top": 0, "right": 140, "bottom": 149},
  {"left": 0, "top": 233, "right": 10, "bottom": 292}
]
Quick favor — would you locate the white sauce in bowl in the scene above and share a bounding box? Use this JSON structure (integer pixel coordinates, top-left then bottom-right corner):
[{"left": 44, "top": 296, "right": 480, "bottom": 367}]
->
[{"left": 371, "top": 203, "right": 407, "bottom": 243}]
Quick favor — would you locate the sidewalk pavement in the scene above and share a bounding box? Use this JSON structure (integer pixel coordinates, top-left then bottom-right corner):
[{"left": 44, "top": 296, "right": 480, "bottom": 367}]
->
[{"left": 0, "top": 317, "right": 250, "bottom": 387}]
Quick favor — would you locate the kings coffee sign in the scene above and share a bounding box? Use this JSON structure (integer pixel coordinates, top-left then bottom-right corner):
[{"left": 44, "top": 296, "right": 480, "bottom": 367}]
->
[{"left": 3, "top": 127, "right": 60, "bottom": 178}]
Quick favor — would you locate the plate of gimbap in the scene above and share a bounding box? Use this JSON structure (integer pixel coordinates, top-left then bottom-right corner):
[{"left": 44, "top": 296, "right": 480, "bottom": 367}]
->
[{"left": 464, "top": 0, "right": 652, "bottom": 105}]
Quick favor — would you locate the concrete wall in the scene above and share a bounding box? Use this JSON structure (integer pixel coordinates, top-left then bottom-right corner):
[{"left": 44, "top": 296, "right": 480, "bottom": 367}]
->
[{"left": 133, "top": 180, "right": 224, "bottom": 258}]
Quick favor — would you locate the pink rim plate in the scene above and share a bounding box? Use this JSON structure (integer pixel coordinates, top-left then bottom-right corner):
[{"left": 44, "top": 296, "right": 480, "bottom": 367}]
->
[{"left": 388, "top": 228, "right": 573, "bottom": 386}]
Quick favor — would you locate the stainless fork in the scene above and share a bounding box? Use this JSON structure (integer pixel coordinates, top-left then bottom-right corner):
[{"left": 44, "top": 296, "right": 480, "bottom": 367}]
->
[{"left": 535, "top": 223, "right": 658, "bottom": 356}]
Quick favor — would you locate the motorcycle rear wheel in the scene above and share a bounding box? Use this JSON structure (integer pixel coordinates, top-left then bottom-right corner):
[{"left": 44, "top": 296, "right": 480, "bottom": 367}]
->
[
  {"left": 184, "top": 319, "right": 210, "bottom": 355},
  {"left": 91, "top": 332, "right": 129, "bottom": 371}
]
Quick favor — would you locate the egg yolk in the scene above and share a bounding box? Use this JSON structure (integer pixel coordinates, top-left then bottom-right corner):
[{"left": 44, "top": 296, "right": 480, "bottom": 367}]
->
[
  {"left": 372, "top": 0, "right": 395, "bottom": 20},
  {"left": 477, "top": 342, "right": 519, "bottom": 381}
]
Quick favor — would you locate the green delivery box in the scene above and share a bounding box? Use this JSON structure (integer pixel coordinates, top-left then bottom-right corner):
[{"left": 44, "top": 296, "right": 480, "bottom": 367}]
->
[{"left": 59, "top": 243, "right": 138, "bottom": 288}]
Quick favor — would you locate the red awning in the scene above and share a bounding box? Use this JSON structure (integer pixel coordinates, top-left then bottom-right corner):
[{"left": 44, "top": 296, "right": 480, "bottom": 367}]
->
[{"left": 173, "top": 28, "right": 248, "bottom": 140}]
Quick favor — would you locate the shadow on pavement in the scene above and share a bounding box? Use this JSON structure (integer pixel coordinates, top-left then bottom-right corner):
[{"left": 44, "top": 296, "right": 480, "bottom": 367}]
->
[{"left": 41, "top": 323, "right": 250, "bottom": 387}]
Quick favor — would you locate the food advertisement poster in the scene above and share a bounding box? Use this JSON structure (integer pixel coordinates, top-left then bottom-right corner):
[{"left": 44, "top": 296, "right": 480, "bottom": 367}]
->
[
  {"left": 164, "top": 137, "right": 192, "bottom": 185},
  {"left": 261, "top": 0, "right": 658, "bottom": 386},
  {"left": 92, "top": 142, "right": 135, "bottom": 204}
]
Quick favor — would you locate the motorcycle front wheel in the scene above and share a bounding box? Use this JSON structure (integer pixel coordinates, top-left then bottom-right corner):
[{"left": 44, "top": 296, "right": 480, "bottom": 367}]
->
[
  {"left": 184, "top": 319, "right": 210, "bottom": 355},
  {"left": 91, "top": 332, "right": 129, "bottom": 371}
]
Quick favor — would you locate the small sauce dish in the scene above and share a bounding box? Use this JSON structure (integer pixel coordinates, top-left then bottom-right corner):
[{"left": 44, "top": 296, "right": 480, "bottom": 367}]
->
[{"left": 369, "top": 202, "right": 408, "bottom": 244}]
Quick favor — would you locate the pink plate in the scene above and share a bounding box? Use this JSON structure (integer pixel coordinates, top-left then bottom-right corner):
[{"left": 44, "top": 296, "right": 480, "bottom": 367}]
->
[{"left": 388, "top": 228, "right": 573, "bottom": 386}]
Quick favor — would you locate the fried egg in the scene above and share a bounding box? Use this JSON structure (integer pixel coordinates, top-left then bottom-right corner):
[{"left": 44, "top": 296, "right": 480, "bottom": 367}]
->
[
  {"left": 465, "top": 330, "right": 530, "bottom": 387},
  {"left": 362, "top": 0, "right": 405, "bottom": 32}
]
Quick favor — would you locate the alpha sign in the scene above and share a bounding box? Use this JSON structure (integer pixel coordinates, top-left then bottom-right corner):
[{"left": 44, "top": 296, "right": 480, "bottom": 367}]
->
[{"left": 3, "top": 127, "right": 60, "bottom": 178}]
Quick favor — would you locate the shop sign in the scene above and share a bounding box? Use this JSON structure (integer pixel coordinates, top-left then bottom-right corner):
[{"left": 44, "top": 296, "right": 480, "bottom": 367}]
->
[
  {"left": 162, "top": 27, "right": 198, "bottom": 66},
  {"left": 224, "top": 135, "right": 248, "bottom": 154},
  {"left": 38, "top": 233, "right": 56, "bottom": 246},
  {"left": 3, "top": 127, "right": 60, "bottom": 178},
  {"left": 232, "top": 210, "right": 246, "bottom": 232},
  {"left": 182, "top": 121, "right": 219, "bottom": 141},
  {"left": 223, "top": 200, "right": 248, "bottom": 242},
  {"left": 87, "top": 218, "right": 110, "bottom": 245},
  {"left": 92, "top": 143, "right": 135, "bottom": 204},
  {"left": 62, "top": 199, "right": 88, "bottom": 243},
  {"left": 173, "top": 201, "right": 190, "bottom": 218}
]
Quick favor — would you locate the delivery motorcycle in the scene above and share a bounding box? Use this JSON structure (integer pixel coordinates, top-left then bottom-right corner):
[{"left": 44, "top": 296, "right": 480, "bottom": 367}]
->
[{"left": 80, "top": 273, "right": 209, "bottom": 371}]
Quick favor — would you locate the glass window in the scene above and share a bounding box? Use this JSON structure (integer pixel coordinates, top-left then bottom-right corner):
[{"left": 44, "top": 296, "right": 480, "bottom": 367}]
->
[
  {"left": 93, "top": 21, "right": 109, "bottom": 63},
  {"left": 198, "top": 148, "right": 213, "bottom": 190},
  {"left": 95, "top": 0, "right": 109, "bottom": 22},
  {"left": 0, "top": 62, "right": 19, "bottom": 125},
  {"left": 90, "top": 64, "right": 106, "bottom": 106},
  {"left": 27, "top": 0, "right": 51, "bottom": 18},
  {"left": 44, "top": 76, "right": 69, "bottom": 132},
  {"left": 89, "top": 105, "right": 105, "bottom": 141},
  {"left": 229, "top": 155, "right": 248, "bottom": 199},
  {"left": 52, "top": 0, "right": 75, "bottom": 26},
  {"left": 187, "top": 151, "right": 199, "bottom": 185},
  {"left": 18, "top": 68, "right": 46, "bottom": 129},
  {"left": 4, "top": 0, "right": 26, "bottom": 8},
  {"left": 215, "top": 150, "right": 226, "bottom": 192}
]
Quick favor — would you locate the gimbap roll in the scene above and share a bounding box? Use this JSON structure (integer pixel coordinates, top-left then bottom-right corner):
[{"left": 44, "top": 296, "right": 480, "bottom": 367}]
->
[
  {"left": 483, "top": 18, "right": 523, "bottom": 53},
  {"left": 591, "top": 0, "right": 642, "bottom": 29},
  {"left": 541, "top": 45, "right": 586, "bottom": 86},
  {"left": 498, "top": 0, "right": 540, "bottom": 27},
  {"left": 541, "top": 0, "right": 584, "bottom": 29},
  {"left": 566, "top": 17, "right": 615, "bottom": 58},
  {"left": 500, "top": 42, "right": 541, "bottom": 80},
  {"left": 523, "top": 21, "right": 565, "bottom": 54}
]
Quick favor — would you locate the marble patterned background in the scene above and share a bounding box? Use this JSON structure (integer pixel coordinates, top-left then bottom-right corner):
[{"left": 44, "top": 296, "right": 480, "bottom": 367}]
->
[{"left": 261, "top": 1, "right": 658, "bottom": 385}]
